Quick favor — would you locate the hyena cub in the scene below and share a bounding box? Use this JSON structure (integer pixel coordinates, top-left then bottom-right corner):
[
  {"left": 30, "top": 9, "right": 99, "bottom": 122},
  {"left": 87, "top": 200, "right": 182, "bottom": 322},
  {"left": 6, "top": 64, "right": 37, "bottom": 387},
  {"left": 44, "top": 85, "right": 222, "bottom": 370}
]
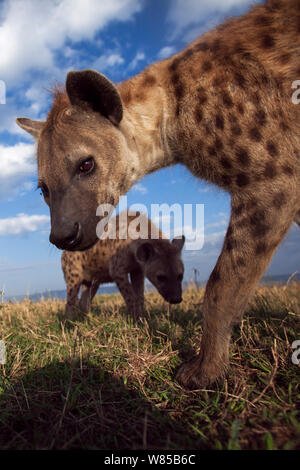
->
[{"left": 62, "top": 212, "right": 185, "bottom": 320}]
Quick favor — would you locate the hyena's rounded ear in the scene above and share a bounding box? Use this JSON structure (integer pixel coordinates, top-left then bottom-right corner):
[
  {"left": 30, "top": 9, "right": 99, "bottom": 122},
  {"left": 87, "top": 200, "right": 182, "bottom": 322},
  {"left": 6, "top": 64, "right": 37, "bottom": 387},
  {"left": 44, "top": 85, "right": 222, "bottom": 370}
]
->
[
  {"left": 16, "top": 118, "right": 45, "bottom": 139},
  {"left": 66, "top": 69, "right": 123, "bottom": 125},
  {"left": 135, "top": 242, "right": 155, "bottom": 264},
  {"left": 172, "top": 235, "right": 185, "bottom": 251}
]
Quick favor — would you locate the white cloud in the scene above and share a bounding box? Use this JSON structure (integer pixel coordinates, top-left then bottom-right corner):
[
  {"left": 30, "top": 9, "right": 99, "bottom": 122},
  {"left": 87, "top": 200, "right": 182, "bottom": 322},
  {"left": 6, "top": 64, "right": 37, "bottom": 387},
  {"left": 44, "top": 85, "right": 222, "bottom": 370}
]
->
[
  {"left": 131, "top": 183, "right": 148, "bottom": 195},
  {"left": 92, "top": 52, "right": 124, "bottom": 72},
  {"left": 0, "top": 142, "right": 36, "bottom": 200},
  {"left": 167, "top": 0, "right": 254, "bottom": 39},
  {"left": 128, "top": 51, "right": 145, "bottom": 70},
  {"left": 157, "top": 46, "right": 176, "bottom": 60},
  {"left": 0, "top": 0, "right": 142, "bottom": 84},
  {"left": 0, "top": 213, "right": 50, "bottom": 236}
]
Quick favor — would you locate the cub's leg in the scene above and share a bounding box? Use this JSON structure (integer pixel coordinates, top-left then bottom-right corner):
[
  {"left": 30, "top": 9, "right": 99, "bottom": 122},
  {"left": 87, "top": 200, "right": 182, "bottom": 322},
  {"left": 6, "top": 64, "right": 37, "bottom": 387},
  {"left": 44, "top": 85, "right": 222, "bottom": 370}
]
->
[
  {"left": 90, "top": 279, "right": 101, "bottom": 302},
  {"left": 109, "top": 256, "right": 144, "bottom": 321},
  {"left": 130, "top": 268, "right": 145, "bottom": 316},
  {"left": 177, "top": 190, "right": 297, "bottom": 389}
]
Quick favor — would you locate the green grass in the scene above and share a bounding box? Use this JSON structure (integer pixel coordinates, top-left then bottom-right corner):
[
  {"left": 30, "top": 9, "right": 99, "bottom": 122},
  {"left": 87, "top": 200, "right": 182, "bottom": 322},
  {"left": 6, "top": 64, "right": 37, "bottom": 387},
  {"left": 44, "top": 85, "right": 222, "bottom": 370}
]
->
[{"left": 0, "top": 283, "right": 299, "bottom": 450}]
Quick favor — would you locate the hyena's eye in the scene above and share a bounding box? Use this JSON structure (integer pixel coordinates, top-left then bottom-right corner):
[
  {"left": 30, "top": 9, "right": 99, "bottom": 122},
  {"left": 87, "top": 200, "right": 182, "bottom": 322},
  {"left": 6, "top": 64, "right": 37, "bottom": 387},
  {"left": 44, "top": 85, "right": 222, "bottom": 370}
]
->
[{"left": 78, "top": 157, "right": 95, "bottom": 175}]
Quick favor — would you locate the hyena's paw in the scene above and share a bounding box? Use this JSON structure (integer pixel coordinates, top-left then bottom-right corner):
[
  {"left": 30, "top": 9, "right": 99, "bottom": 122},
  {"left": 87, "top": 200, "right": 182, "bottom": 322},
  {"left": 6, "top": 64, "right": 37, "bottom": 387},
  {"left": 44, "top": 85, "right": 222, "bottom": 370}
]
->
[
  {"left": 65, "top": 302, "right": 81, "bottom": 320},
  {"left": 176, "top": 355, "right": 228, "bottom": 390}
]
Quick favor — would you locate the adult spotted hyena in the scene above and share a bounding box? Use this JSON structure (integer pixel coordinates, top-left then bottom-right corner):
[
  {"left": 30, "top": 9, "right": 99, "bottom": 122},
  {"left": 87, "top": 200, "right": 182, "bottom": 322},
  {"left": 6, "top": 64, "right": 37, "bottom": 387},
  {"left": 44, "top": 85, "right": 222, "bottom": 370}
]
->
[{"left": 17, "top": 0, "right": 300, "bottom": 388}]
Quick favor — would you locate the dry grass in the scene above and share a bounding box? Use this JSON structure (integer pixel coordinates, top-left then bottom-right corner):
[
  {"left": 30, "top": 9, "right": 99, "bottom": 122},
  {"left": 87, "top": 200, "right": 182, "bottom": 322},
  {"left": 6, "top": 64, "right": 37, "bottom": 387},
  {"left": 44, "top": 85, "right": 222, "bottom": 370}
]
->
[{"left": 0, "top": 282, "right": 299, "bottom": 450}]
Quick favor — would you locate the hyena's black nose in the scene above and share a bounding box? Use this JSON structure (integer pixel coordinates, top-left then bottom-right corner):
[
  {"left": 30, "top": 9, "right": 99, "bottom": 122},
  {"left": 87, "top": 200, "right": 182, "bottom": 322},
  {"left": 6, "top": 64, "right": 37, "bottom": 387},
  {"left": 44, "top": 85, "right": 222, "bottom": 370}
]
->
[{"left": 49, "top": 222, "right": 82, "bottom": 250}]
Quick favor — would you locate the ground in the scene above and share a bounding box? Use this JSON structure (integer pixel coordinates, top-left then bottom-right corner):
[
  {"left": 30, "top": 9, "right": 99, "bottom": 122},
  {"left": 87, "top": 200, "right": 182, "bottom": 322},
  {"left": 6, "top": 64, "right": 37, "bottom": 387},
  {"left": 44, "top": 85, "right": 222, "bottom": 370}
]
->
[{"left": 0, "top": 282, "right": 299, "bottom": 450}]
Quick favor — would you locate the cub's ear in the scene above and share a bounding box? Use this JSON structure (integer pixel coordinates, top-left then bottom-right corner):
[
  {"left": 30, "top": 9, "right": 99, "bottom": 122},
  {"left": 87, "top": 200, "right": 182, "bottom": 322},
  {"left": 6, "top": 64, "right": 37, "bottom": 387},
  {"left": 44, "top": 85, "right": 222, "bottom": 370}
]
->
[
  {"left": 172, "top": 235, "right": 185, "bottom": 251},
  {"left": 66, "top": 69, "right": 123, "bottom": 125},
  {"left": 16, "top": 118, "right": 45, "bottom": 139},
  {"left": 134, "top": 241, "right": 155, "bottom": 264}
]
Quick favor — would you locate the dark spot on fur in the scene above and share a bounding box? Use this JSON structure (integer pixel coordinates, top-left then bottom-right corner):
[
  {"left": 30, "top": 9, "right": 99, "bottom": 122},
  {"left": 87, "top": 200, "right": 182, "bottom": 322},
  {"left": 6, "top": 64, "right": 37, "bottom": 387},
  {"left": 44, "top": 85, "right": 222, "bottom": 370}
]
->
[
  {"left": 216, "top": 113, "right": 224, "bottom": 130},
  {"left": 236, "top": 147, "right": 250, "bottom": 167},
  {"left": 195, "top": 42, "right": 209, "bottom": 52},
  {"left": 213, "top": 76, "right": 223, "bottom": 88},
  {"left": 273, "top": 191, "right": 286, "bottom": 209},
  {"left": 256, "top": 242, "right": 267, "bottom": 255},
  {"left": 168, "top": 58, "right": 181, "bottom": 72},
  {"left": 231, "top": 124, "right": 242, "bottom": 136},
  {"left": 194, "top": 107, "right": 203, "bottom": 123},
  {"left": 234, "top": 71, "right": 246, "bottom": 88},
  {"left": 143, "top": 74, "right": 156, "bottom": 86},
  {"left": 221, "top": 174, "right": 232, "bottom": 186},
  {"left": 222, "top": 90, "right": 234, "bottom": 108},
  {"left": 211, "top": 39, "right": 222, "bottom": 53},
  {"left": 173, "top": 77, "right": 185, "bottom": 100},
  {"left": 250, "top": 209, "right": 265, "bottom": 226},
  {"left": 236, "top": 173, "right": 250, "bottom": 187},
  {"left": 234, "top": 42, "right": 247, "bottom": 55},
  {"left": 279, "top": 121, "right": 289, "bottom": 132},
  {"left": 264, "top": 162, "right": 277, "bottom": 179},
  {"left": 254, "top": 15, "right": 272, "bottom": 27},
  {"left": 225, "top": 237, "right": 237, "bottom": 251},
  {"left": 227, "top": 226, "right": 233, "bottom": 237},
  {"left": 282, "top": 165, "right": 293, "bottom": 176},
  {"left": 210, "top": 267, "right": 221, "bottom": 283},
  {"left": 237, "top": 103, "right": 244, "bottom": 115},
  {"left": 237, "top": 257, "right": 246, "bottom": 267},
  {"left": 198, "top": 87, "right": 208, "bottom": 105},
  {"left": 207, "top": 145, "right": 217, "bottom": 157},
  {"left": 220, "top": 155, "right": 232, "bottom": 169},
  {"left": 202, "top": 60, "right": 212, "bottom": 72},
  {"left": 255, "top": 109, "right": 267, "bottom": 127},
  {"left": 250, "top": 210, "right": 270, "bottom": 238},
  {"left": 228, "top": 113, "right": 238, "bottom": 124},
  {"left": 266, "top": 140, "right": 279, "bottom": 158},
  {"left": 260, "top": 34, "right": 275, "bottom": 49},
  {"left": 249, "top": 127, "right": 262, "bottom": 142},
  {"left": 232, "top": 203, "right": 244, "bottom": 217},
  {"left": 215, "top": 137, "right": 223, "bottom": 151}
]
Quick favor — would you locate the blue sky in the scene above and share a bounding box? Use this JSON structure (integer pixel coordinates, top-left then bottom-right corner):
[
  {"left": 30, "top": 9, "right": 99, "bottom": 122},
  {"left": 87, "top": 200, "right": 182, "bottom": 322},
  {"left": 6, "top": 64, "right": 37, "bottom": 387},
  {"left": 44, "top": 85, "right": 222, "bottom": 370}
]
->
[{"left": 0, "top": 0, "right": 299, "bottom": 298}]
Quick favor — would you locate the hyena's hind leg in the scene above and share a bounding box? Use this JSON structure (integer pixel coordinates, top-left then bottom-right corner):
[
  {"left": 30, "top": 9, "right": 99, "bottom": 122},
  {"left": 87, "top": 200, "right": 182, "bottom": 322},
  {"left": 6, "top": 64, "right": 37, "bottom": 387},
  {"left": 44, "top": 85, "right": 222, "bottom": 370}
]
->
[{"left": 177, "top": 190, "right": 298, "bottom": 389}]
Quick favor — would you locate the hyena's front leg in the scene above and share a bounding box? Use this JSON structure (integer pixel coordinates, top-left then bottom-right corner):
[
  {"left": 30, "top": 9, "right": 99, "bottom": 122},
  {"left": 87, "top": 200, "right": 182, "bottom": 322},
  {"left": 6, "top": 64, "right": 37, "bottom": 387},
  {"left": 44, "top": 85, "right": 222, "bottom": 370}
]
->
[{"left": 177, "top": 193, "right": 296, "bottom": 389}]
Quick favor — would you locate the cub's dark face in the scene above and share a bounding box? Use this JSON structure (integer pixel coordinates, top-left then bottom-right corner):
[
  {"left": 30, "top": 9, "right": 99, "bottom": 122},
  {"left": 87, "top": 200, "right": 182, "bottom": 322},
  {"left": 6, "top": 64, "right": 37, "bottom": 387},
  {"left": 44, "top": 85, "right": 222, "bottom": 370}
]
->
[{"left": 135, "top": 237, "right": 185, "bottom": 304}]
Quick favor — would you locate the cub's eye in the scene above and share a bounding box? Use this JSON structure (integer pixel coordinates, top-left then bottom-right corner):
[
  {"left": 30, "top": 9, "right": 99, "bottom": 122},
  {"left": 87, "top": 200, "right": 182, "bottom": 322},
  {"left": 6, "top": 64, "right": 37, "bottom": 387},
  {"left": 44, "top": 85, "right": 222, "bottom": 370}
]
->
[
  {"left": 157, "top": 275, "right": 167, "bottom": 283},
  {"left": 78, "top": 157, "right": 95, "bottom": 175},
  {"left": 39, "top": 183, "right": 49, "bottom": 198},
  {"left": 177, "top": 273, "right": 183, "bottom": 282}
]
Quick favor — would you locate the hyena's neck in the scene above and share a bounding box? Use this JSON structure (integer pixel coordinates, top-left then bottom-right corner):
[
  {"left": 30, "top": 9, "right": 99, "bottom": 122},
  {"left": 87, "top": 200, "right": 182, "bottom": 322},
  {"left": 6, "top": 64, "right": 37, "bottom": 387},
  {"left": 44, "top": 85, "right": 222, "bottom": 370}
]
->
[{"left": 117, "top": 67, "right": 175, "bottom": 184}]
